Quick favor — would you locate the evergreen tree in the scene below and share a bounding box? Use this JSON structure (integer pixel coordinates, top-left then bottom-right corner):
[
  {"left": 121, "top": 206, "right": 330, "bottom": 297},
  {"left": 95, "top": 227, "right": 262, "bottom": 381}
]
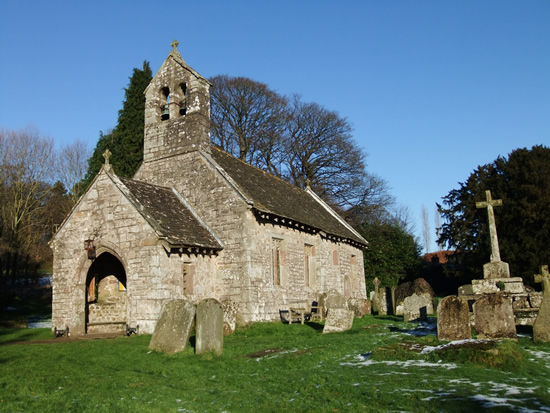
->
[
  {"left": 359, "top": 221, "right": 421, "bottom": 289},
  {"left": 438, "top": 145, "right": 550, "bottom": 285},
  {"left": 82, "top": 61, "right": 152, "bottom": 189}
]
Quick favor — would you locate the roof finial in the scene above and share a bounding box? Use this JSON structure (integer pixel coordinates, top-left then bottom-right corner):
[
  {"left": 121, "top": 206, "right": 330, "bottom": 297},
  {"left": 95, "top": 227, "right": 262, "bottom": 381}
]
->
[
  {"left": 171, "top": 39, "right": 179, "bottom": 53},
  {"left": 103, "top": 149, "right": 112, "bottom": 171}
]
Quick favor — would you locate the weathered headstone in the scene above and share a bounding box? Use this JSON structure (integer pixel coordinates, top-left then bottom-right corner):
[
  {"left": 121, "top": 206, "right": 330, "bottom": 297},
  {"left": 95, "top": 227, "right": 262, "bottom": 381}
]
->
[
  {"left": 149, "top": 299, "right": 196, "bottom": 354},
  {"left": 437, "top": 296, "right": 471, "bottom": 340},
  {"left": 376, "top": 287, "right": 394, "bottom": 315},
  {"left": 325, "top": 289, "right": 348, "bottom": 311},
  {"left": 403, "top": 292, "right": 433, "bottom": 322},
  {"left": 323, "top": 308, "right": 354, "bottom": 334},
  {"left": 348, "top": 298, "right": 371, "bottom": 317},
  {"left": 196, "top": 298, "right": 224, "bottom": 355},
  {"left": 395, "top": 278, "right": 434, "bottom": 315},
  {"left": 221, "top": 299, "right": 238, "bottom": 336},
  {"left": 533, "top": 265, "right": 550, "bottom": 343},
  {"left": 371, "top": 277, "right": 380, "bottom": 313},
  {"left": 476, "top": 190, "right": 510, "bottom": 279},
  {"left": 474, "top": 294, "right": 517, "bottom": 339}
]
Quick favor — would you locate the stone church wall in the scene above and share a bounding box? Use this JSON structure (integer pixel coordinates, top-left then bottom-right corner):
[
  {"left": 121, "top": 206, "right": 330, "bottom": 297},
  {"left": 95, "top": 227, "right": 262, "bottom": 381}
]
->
[
  {"left": 52, "top": 171, "right": 218, "bottom": 335},
  {"left": 243, "top": 216, "right": 366, "bottom": 322},
  {"left": 135, "top": 151, "right": 254, "bottom": 318},
  {"left": 135, "top": 151, "right": 366, "bottom": 324}
]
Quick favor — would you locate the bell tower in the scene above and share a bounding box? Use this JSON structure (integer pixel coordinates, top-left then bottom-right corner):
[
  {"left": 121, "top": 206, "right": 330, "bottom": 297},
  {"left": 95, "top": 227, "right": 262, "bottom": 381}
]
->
[{"left": 142, "top": 40, "right": 211, "bottom": 164}]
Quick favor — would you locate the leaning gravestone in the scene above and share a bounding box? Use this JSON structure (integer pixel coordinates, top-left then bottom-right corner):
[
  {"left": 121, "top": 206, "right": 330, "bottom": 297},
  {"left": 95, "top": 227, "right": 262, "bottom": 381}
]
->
[
  {"left": 149, "top": 299, "right": 196, "bottom": 354},
  {"left": 323, "top": 308, "right": 354, "bottom": 334},
  {"left": 348, "top": 298, "right": 371, "bottom": 317},
  {"left": 437, "top": 296, "right": 471, "bottom": 341},
  {"left": 403, "top": 292, "right": 433, "bottom": 322},
  {"left": 325, "top": 289, "right": 348, "bottom": 311},
  {"left": 474, "top": 294, "right": 517, "bottom": 339},
  {"left": 196, "top": 298, "right": 224, "bottom": 355},
  {"left": 395, "top": 278, "right": 435, "bottom": 315},
  {"left": 221, "top": 299, "right": 238, "bottom": 336}
]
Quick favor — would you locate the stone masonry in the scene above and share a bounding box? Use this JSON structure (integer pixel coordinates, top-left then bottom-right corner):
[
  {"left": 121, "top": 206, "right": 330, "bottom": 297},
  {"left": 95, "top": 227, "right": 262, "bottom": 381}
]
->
[{"left": 51, "top": 41, "right": 368, "bottom": 336}]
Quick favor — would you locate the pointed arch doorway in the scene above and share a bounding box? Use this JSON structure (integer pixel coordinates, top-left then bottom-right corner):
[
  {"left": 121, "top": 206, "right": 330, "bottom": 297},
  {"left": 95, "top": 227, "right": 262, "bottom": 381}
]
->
[{"left": 85, "top": 252, "right": 128, "bottom": 334}]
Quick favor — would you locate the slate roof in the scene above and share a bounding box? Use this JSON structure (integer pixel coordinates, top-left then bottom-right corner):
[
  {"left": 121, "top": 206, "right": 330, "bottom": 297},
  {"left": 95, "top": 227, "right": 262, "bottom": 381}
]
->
[
  {"left": 116, "top": 176, "right": 222, "bottom": 250},
  {"left": 209, "top": 147, "right": 367, "bottom": 247}
]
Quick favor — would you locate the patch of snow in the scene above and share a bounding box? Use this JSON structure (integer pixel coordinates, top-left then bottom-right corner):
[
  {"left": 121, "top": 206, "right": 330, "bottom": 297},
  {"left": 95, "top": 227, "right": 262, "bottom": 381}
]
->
[
  {"left": 341, "top": 358, "right": 458, "bottom": 370},
  {"left": 420, "top": 339, "right": 495, "bottom": 354}
]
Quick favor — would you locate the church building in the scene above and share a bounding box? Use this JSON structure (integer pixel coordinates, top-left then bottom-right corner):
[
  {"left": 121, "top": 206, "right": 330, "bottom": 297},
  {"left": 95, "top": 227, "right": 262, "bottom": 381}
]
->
[{"left": 51, "top": 42, "right": 368, "bottom": 335}]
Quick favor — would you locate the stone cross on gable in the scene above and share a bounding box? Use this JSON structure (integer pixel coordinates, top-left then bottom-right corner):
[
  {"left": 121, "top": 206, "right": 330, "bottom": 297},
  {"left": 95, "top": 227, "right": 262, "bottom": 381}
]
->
[
  {"left": 535, "top": 265, "right": 550, "bottom": 296},
  {"left": 103, "top": 149, "right": 112, "bottom": 166},
  {"left": 476, "top": 190, "right": 503, "bottom": 262}
]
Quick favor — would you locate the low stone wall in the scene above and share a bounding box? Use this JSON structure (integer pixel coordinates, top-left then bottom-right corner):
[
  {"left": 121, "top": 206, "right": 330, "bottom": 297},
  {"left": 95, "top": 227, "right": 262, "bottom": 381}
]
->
[{"left": 88, "top": 295, "right": 127, "bottom": 333}]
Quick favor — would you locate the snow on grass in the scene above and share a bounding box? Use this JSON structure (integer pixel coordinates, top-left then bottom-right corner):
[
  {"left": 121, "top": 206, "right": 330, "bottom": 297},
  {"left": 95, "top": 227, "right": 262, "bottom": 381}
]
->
[
  {"left": 341, "top": 355, "right": 459, "bottom": 370},
  {"left": 419, "top": 339, "right": 496, "bottom": 354},
  {"left": 525, "top": 348, "right": 550, "bottom": 369}
]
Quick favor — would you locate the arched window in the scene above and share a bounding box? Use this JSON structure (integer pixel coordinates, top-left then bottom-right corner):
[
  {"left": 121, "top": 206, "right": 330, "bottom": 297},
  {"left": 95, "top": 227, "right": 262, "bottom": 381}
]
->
[{"left": 179, "top": 83, "right": 187, "bottom": 116}]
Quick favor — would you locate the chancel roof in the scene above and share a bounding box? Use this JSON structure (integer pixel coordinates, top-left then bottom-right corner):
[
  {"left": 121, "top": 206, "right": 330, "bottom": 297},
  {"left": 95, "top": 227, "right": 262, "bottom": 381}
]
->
[
  {"left": 116, "top": 176, "right": 222, "bottom": 251},
  {"left": 208, "top": 147, "right": 367, "bottom": 247}
]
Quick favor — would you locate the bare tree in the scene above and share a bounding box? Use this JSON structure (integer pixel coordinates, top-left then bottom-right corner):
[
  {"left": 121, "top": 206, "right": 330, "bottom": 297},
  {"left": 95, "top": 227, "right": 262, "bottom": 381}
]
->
[
  {"left": 421, "top": 205, "right": 431, "bottom": 253},
  {"left": 56, "top": 139, "right": 92, "bottom": 205},
  {"left": 209, "top": 75, "right": 288, "bottom": 172},
  {"left": 0, "top": 128, "right": 56, "bottom": 252},
  {"left": 283, "top": 95, "right": 365, "bottom": 209}
]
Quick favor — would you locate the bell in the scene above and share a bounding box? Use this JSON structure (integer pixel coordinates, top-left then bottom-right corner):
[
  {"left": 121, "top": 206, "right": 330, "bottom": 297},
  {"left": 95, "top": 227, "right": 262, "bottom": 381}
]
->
[{"left": 161, "top": 105, "right": 170, "bottom": 120}]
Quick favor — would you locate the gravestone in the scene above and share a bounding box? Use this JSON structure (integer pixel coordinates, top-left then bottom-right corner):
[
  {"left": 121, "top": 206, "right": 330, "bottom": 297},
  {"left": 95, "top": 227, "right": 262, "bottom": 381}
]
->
[
  {"left": 323, "top": 308, "right": 354, "bottom": 334},
  {"left": 437, "top": 296, "right": 471, "bottom": 341},
  {"left": 403, "top": 292, "right": 433, "bottom": 322},
  {"left": 533, "top": 265, "right": 550, "bottom": 343},
  {"left": 348, "top": 298, "right": 371, "bottom": 317},
  {"left": 196, "top": 298, "right": 224, "bottom": 355},
  {"left": 371, "top": 277, "right": 381, "bottom": 313},
  {"left": 474, "top": 294, "right": 517, "bottom": 339},
  {"left": 376, "top": 287, "right": 394, "bottom": 315},
  {"left": 149, "top": 299, "right": 196, "bottom": 354},
  {"left": 221, "top": 299, "right": 238, "bottom": 336},
  {"left": 395, "top": 278, "right": 434, "bottom": 315},
  {"left": 325, "top": 289, "right": 348, "bottom": 311}
]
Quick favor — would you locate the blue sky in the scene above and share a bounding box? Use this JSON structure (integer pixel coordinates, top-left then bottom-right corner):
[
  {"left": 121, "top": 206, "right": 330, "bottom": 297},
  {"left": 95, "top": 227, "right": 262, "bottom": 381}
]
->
[{"left": 1, "top": 1, "right": 549, "bottom": 251}]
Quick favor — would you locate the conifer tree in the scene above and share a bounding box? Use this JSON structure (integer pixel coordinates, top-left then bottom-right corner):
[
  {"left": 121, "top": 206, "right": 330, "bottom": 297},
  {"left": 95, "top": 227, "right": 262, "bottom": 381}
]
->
[
  {"left": 82, "top": 61, "right": 152, "bottom": 188},
  {"left": 438, "top": 145, "right": 550, "bottom": 284}
]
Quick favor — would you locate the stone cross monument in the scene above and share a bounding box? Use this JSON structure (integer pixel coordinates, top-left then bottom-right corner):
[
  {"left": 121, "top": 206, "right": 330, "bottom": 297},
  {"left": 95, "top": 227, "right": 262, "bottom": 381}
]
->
[
  {"left": 535, "top": 265, "right": 550, "bottom": 297},
  {"left": 534, "top": 265, "right": 550, "bottom": 343},
  {"left": 476, "top": 190, "right": 510, "bottom": 279}
]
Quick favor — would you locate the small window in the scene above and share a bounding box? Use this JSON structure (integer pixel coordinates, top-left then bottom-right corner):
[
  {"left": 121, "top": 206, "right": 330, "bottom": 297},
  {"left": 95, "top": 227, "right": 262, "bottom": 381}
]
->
[
  {"left": 272, "top": 238, "right": 284, "bottom": 286},
  {"left": 183, "top": 262, "right": 194, "bottom": 295},
  {"left": 304, "top": 244, "right": 314, "bottom": 287}
]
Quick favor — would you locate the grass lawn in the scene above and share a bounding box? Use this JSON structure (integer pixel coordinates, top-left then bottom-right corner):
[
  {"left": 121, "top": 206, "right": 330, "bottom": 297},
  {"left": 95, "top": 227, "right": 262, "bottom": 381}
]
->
[{"left": 0, "top": 316, "right": 549, "bottom": 412}]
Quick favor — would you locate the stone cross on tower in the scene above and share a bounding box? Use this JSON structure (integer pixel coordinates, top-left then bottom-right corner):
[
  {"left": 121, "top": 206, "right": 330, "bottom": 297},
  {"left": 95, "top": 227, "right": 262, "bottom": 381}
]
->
[
  {"left": 171, "top": 39, "right": 179, "bottom": 53},
  {"left": 475, "top": 190, "right": 510, "bottom": 279},
  {"left": 476, "top": 190, "right": 503, "bottom": 262}
]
